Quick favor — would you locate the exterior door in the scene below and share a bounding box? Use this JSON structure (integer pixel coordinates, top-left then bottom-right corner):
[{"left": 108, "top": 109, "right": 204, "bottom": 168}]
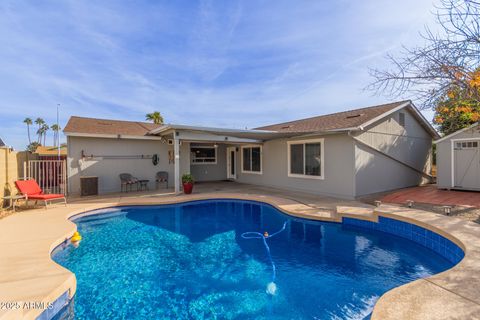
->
[
  {"left": 226, "top": 147, "right": 236, "bottom": 180},
  {"left": 454, "top": 140, "right": 480, "bottom": 190}
]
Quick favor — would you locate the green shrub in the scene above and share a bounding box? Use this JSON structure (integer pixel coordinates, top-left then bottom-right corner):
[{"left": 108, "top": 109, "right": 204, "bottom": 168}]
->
[{"left": 182, "top": 173, "right": 194, "bottom": 184}]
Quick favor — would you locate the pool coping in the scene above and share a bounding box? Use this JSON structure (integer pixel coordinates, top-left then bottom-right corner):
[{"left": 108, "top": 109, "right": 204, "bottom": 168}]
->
[{"left": 0, "top": 192, "right": 479, "bottom": 319}]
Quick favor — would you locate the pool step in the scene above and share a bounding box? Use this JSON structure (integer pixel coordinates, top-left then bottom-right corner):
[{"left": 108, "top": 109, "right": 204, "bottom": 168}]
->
[
  {"left": 277, "top": 204, "right": 377, "bottom": 223},
  {"left": 277, "top": 203, "right": 339, "bottom": 222},
  {"left": 336, "top": 206, "right": 377, "bottom": 222}
]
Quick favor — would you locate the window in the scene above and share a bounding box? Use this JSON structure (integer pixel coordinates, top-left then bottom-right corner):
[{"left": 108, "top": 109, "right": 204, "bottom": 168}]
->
[
  {"left": 399, "top": 112, "right": 405, "bottom": 127},
  {"left": 191, "top": 144, "right": 217, "bottom": 164},
  {"left": 455, "top": 141, "right": 479, "bottom": 150},
  {"left": 288, "top": 139, "right": 324, "bottom": 179},
  {"left": 242, "top": 146, "right": 262, "bottom": 174}
]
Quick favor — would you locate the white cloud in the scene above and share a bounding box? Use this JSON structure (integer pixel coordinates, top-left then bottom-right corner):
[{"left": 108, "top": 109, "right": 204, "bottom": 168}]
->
[{"left": 0, "top": 0, "right": 439, "bottom": 149}]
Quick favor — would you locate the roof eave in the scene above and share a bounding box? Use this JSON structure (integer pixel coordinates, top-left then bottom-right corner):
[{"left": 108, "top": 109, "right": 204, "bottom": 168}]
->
[
  {"left": 435, "top": 122, "right": 480, "bottom": 143},
  {"left": 147, "top": 125, "right": 173, "bottom": 135},
  {"left": 148, "top": 124, "right": 278, "bottom": 136},
  {"left": 64, "top": 132, "right": 165, "bottom": 140}
]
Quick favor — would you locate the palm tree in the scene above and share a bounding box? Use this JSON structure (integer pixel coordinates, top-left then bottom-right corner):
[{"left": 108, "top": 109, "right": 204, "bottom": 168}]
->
[
  {"left": 51, "top": 124, "right": 61, "bottom": 147},
  {"left": 145, "top": 111, "right": 164, "bottom": 124},
  {"left": 36, "top": 127, "right": 44, "bottom": 145},
  {"left": 42, "top": 124, "right": 49, "bottom": 146},
  {"left": 35, "top": 118, "right": 45, "bottom": 143},
  {"left": 23, "top": 118, "right": 32, "bottom": 144}
]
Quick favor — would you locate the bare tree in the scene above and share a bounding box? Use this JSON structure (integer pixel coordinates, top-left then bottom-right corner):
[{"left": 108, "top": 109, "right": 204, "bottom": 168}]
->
[{"left": 367, "top": 0, "right": 480, "bottom": 110}]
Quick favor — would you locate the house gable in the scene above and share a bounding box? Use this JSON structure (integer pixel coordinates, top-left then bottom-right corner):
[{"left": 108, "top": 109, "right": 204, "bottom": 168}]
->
[
  {"left": 435, "top": 122, "right": 480, "bottom": 144},
  {"left": 352, "top": 105, "right": 434, "bottom": 197}
]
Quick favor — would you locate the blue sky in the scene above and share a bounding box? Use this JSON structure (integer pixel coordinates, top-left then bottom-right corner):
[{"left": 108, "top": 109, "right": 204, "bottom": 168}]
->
[{"left": 0, "top": 0, "right": 437, "bottom": 150}]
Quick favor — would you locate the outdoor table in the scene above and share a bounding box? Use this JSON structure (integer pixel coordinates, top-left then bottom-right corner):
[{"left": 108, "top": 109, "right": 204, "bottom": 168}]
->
[
  {"left": 2, "top": 194, "right": 26, "bottom": 212},
  {"left": 138, "top": 180, "right": 149, "bottom": 191}
]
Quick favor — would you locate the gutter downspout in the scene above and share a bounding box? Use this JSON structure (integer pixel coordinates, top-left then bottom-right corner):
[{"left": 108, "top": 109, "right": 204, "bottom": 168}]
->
[{"left": 349, "top": 130, "right": 433, "bottom": 180}]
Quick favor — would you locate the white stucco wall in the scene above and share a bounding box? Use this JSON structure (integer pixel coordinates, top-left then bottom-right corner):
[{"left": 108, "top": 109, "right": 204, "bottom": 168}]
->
[
  {"left": 354, "top": 108, "right": 433, "bottom": 196},
  {"left": 235, "top": 134, "right": 357, "bottom": 199},
  {"left": 190, "top": 144, "right": 227, "bottom": 181},
  {"left": 67, "top": 136, "right": 190, "bottom": 195}
]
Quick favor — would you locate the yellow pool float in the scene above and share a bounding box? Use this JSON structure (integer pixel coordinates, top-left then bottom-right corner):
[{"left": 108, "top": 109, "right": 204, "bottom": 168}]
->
[{"left": 71, "top": 231, "right": 82, "bottom": 242}]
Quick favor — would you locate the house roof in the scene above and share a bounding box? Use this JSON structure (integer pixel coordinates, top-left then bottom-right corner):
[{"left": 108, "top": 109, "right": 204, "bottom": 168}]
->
[
  {"left": 64, "top": 116, "right": 161, "bottom": 137},
  {"left": 64, "top": 100, "right": 439, "bottom": 141},
  {"left": 255, "top": 100, "right": 405, "bottom": 132},
  {"left": 64, "top": 116, "right": 291, "bottom": 141},
  {"left": 435, "top": 122, "right": 480, "bottom": 143},
  {"left": 255, "top": 100, "right": 439, "bottom": 138},
  {"left": 35, "top": 145, "right": 68, "bottom": 156}
]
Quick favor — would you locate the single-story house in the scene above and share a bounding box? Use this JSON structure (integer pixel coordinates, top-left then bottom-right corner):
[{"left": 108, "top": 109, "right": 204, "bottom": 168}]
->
[
  {"left": 34, "top": 145, "right": 68, "bottom": 160},
  {"left": 435, "top": 122, "right": 480, "bottom": 191},
  {"left": 64, "top": 100, "right": 439, "bottom": 199}
]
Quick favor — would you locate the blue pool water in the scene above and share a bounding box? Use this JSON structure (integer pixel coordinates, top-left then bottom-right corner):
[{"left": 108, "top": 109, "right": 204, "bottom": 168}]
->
[{"left": 53, "top": 200, "right": 456, "bottom": 319}]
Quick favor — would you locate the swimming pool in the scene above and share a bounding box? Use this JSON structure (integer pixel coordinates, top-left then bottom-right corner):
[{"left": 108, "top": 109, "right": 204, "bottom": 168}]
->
[{"left": 52, "top": 199, "right": 461, "bottom": 319}]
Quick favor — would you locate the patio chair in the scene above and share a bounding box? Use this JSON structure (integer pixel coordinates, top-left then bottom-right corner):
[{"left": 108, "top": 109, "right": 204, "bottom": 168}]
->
[
  {"left": 119, "top": 173, "right": 139, "bottom": 192},
  {"left": 156, "top": 171, "right": 168, "bottom": 189},
  {"left": 15, "top": 179, "right": 66, "bottom": 209}
]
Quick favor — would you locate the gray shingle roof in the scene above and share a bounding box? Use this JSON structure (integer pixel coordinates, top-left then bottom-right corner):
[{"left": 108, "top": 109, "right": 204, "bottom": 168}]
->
[
  {"left": 255, "top": 101, "right": 410, "bottom": 133},
  {"left": 64, "top": 100, "right": 438, "bottom": 139},
  {"left": 64, "top": 116, "right": 160, "bottom": 136}
]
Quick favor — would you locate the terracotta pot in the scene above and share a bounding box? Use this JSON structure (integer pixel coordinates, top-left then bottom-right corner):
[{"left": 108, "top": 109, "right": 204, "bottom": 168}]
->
[{"left": 183, "top": 182, "right": 193, "bottom": 194}]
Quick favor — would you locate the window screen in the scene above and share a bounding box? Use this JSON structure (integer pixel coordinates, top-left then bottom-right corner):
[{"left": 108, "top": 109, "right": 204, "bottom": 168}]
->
[
  {"left": 289, "top": 141, "right": 322, "bottom": 177},
  {"left": 242, "top": 146, "right": 261, "bottom": 172},
  {"left": 290, "top": 144, "right": 304, "bottom": 174},
  {"left": 191, "top": 145, "right": 216, "bottom": 163}
]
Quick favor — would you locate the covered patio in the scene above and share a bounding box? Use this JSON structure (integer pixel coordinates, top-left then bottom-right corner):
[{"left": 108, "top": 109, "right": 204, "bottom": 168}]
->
[{"left": 147, "top": 124, "right": 297, "bottom": 194}]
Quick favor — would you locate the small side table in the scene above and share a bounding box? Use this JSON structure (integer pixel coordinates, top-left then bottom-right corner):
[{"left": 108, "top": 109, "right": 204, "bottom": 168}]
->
[
  {"left": 2, "top": 195, "right": 26, "bottom": 212},
  {"left": 138, "top": 180, "right": 149, "bottom": 191}
]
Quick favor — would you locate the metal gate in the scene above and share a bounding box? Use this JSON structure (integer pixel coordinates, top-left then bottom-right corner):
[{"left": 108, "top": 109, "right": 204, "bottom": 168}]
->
[
  {"left": 454, "top": 140, "right": 480, "bottom": 190},
  {"left": 24, "top": 160, "right": 67, "bottom": 195}
]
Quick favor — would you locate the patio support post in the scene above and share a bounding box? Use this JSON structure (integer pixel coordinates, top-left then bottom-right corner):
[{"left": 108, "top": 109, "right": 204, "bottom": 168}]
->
[{"left": 174, "top": 133, "right": 180, "bottom": 194}]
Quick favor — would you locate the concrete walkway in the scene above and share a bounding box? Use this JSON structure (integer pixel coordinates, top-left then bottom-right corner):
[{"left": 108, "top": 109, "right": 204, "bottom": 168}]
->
[{"left": 1, "top": 181, "right": 479, "bottom": 320}]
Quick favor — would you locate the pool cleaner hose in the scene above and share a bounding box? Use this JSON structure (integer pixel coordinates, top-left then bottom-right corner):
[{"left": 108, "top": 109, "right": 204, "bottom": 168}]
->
[{"left": 241, "top": 221, "right": 287, "bottom": 295}]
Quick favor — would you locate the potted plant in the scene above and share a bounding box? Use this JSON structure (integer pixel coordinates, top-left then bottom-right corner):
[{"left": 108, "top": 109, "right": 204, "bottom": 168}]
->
[{"left": 182, "top": 173, "right": 194, "bottom": 194}]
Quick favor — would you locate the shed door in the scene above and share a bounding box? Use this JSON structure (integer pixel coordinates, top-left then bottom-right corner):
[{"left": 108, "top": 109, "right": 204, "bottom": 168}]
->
[{"left": 454, "top": 140, "right": 480, "bottom": 190}]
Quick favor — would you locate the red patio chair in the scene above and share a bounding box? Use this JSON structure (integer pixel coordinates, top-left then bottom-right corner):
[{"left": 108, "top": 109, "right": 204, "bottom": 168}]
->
[{"left": 15, "top": 179, "right": 66, "bottom": 209}]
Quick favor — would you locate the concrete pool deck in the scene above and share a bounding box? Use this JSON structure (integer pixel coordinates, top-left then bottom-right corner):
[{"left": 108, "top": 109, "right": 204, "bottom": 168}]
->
[{"left": 0, "top": 182, "right": 479, "bottom": 319}]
